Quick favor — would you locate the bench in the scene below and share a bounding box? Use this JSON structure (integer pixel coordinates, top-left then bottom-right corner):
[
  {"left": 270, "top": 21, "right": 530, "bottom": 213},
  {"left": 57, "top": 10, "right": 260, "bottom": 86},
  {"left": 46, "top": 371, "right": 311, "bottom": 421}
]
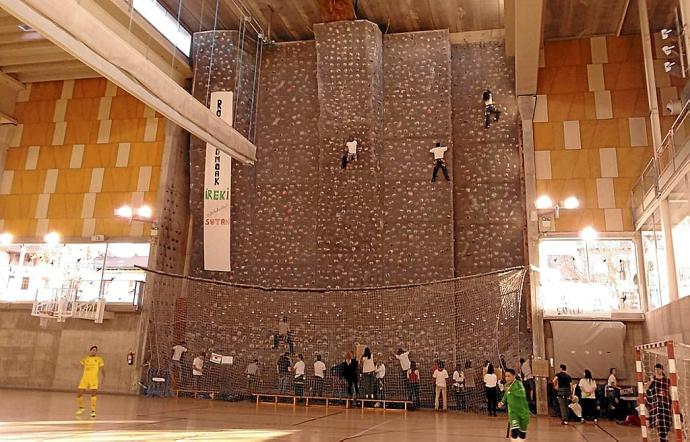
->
[
  {"left": 173, "top": 389, "right": 219, "bottom": 399},
  {"left": 252, "top": 393, "right": 412, "bottom": 410}
]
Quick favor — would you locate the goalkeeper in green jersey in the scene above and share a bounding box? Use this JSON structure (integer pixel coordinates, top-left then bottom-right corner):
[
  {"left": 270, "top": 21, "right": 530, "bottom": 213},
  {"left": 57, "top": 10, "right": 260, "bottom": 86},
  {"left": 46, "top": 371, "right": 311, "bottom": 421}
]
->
[{"left": 499, "top": 368, "right": 530, "bottom": 441}]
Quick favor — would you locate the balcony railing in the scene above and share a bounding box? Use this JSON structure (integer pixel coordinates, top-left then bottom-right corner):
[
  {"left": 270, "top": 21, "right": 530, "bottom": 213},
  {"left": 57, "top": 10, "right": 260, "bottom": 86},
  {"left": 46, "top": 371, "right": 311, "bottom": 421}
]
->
[{"left": 631, "top": 102, "right": 690, "bottom": 225}]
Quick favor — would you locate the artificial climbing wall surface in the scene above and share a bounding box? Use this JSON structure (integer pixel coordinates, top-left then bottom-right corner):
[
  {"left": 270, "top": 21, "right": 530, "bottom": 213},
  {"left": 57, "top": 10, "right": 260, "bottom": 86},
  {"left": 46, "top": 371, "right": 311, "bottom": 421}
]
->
[
  {"left": 451, "top": 41, "right": 526, "bottom": 276},
  {"left": 188, "top": 24, "right": 458, "bottom": 287},
  {"left": 0, "top": 79, "right": 164, "bottom": 240}
]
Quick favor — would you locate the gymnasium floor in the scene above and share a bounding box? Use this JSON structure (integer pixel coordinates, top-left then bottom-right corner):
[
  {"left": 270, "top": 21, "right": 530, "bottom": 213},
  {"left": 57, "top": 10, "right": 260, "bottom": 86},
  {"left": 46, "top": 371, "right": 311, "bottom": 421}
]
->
[{"left": 0, "top": 389, "right": 640, "bottom": 441}]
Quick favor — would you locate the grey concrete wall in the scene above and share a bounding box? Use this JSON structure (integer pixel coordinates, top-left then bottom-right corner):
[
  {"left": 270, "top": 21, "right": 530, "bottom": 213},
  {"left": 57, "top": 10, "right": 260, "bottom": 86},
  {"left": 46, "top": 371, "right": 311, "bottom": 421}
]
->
[
  {"left": 0, "top": 308, "right": 141, "bottom": 393},
  {"left": 644, "top": 297, "right": 690, "bottom": 343}
]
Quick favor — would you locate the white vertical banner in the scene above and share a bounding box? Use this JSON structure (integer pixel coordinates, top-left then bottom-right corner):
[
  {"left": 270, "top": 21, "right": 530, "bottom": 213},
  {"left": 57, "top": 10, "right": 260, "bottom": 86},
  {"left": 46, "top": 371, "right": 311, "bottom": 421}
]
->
[{"left": 203, "top": 91, "right": 233, "bottom": 271}]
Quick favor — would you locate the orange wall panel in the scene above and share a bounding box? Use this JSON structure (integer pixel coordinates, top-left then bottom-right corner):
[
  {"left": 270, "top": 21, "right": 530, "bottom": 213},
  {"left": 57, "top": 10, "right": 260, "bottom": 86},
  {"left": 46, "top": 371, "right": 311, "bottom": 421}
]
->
[{"left": 72, "top": 78, "right": 107, "bottom": 98}]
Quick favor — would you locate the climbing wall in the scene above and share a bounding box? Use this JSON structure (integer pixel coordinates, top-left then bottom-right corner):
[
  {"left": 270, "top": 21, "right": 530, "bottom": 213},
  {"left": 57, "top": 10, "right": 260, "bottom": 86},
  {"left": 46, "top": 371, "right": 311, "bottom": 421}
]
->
[
  {"left": 451, "top": 41, "right": 526, "bottom": 276},
  {"left": 382, "top": 31, "right": 454, "bottom": 283},
  {"left": 313, "top": 21, "right": 385, "bottom": 287}
]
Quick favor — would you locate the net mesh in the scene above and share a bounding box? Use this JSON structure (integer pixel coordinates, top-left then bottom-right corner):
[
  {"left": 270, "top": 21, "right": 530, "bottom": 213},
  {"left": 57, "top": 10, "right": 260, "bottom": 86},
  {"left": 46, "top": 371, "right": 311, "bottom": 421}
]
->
[
  {"left": 143, "top": 267, "right": 527, "bottom": 410},
  {"left": 639, "top": 342, "right": 690, "bottom": 441}
]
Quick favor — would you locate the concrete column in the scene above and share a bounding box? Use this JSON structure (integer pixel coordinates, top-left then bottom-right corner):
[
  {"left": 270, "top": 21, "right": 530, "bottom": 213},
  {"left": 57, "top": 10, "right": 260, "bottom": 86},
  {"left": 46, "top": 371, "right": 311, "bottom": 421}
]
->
[
  {"left": 639, "top": 0, "right": 664, "bottom": 153},
  {"left": 515, "top": 0, "right": 544, "bottom": 95},
  {"left": 518, "top": 95, "right": 548, "bottom": 415},
  {"left": 660, "top": 199, "right": 680, "bottom": 302}
]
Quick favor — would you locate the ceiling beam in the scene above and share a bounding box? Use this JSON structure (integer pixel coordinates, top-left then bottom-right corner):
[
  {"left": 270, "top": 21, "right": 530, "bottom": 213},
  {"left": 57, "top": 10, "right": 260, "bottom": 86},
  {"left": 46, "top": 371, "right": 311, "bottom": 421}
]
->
[
  {"left": 83, "top": 0, "right": 192, "bottom": 83},
  {"left": 514, "top": 0, "right": 544, "bottom": 96},
  {"left": 0, "top": 0, "right": 255, "bottom": 163},
  {"left": 17, "top": 68, "right": 100, "bottom": 83},
  {"left": 0, "top": 70, "right": 24, "bottom": 91},
  {"left": 0, "top": 29, "right": 43, "bottom": 43},
  {"left": 317, "top": 0, "right": 356, "bottom": 22}
]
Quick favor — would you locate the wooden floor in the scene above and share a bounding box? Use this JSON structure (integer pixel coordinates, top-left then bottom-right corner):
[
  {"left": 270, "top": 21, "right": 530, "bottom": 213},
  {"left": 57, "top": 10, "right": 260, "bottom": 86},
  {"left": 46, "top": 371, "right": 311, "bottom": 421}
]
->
[{"left": 0, "top": 389, "right": 641, "bottom": 441}]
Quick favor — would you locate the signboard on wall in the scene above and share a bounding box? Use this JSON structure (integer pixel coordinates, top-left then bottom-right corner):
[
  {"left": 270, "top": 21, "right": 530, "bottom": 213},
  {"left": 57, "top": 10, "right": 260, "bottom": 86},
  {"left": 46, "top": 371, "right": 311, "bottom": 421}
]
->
[{"left": 203, "top": 91, "right": 233, "bottom": 271}]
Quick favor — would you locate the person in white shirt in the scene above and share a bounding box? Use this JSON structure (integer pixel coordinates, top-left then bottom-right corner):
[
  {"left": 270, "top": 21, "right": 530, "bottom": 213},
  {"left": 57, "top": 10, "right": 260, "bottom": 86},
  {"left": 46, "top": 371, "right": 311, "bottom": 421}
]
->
[
  {"left": 171, "top": 342, "right": 188, "bottom": 389},
  {"left": 452, "top": 362, "right": 466, "bottom": 410},
  {"left": 607, "top": 367, "right": 618, "bottom": 389},
  {"left": 484, "top": 363, "right": 499, "bottom": 416},
  {"left": 293, "top": 354, "right": 306, "bottom": 397},
  {"left": 578, "top": 369, "right": 598, "bottom": 423},
  {"left": 430, "top": 142, "right": 450, "bottom": 182},
  {"left": 393, "top": 348, "right": 412, "bottom": 390},
  {"left": 192, "top": 352, "right": 205, "bottom": 397},
  {"left": 520, "top": 356, "right": 535, "bottom": 412},
  {"left": 433, "top": 361, "right": 450, "bottom": 411},
  {"left": 374, "top": 358, "right": 386, "bottom": 405},
  {"left": 246, "top": 359, "right": 260, "bottom": 392},
  {"left": 341, "top": 136, "right": 358, "bottom": 169},
  {"left": 482, "top": 89, "right": 501, "bottom": 128},
  {"left": 361, "top": 347, "right": 376, "bottom": 399},
  {"left": 313, "top": 354, "right": 326, "bottom": 397}
]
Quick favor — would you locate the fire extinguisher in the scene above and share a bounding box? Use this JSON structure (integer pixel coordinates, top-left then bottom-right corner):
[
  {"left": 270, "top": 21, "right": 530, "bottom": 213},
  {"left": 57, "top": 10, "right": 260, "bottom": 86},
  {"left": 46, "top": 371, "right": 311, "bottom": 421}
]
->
[{"left": 127, "top": 351, "right": 135, "bottom": 366}]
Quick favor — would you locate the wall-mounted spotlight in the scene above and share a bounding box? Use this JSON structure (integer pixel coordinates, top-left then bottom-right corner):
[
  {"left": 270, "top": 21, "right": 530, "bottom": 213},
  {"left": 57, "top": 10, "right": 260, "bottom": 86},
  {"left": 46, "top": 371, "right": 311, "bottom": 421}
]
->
[
  {"left": 665, "top": 61, "right": 677, "bottom": 73},
  {"left": 579, "top": 226, "right": 598, "bottom": 241},
  {"left": 662, "top": 45, "right": 676, "bottom": 56},
  {"left": 661, "top": 28, "right": 674, "bottom": 40},
  {"left": 0, "top": 232, "right": 13, "bottom": 245},
  {"left": 535, "top": 195, "right": 580, "bottom": 233}
]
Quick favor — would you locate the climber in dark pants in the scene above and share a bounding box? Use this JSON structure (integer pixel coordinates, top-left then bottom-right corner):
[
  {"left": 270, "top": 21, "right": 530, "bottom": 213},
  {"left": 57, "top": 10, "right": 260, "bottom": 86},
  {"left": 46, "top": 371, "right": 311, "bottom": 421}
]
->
[
  {"left": 483, "top": 89, "right": 501, "bottom": 128},
  {"left": 430, "top": 142, "right": 450, "bottom": 182}
]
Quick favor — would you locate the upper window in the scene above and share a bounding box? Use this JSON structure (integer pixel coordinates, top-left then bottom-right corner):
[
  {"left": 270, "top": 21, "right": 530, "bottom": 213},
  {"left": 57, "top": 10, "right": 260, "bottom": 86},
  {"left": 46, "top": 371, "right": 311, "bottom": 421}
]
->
[
  {"left": 0, "top": 243, "right": 149, "bottom": 303},
  {"left": 133, "top": 0, "right": 191, "bottom": 56},
  {"left": 539, "top": 239, "right": 642, "bottom": 317}
]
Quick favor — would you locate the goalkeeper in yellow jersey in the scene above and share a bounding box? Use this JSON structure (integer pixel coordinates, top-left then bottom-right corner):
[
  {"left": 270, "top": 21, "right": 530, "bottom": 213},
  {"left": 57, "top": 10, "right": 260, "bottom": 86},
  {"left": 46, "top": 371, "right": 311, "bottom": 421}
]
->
[
  {"left": 76, "top": 345, "right": 105, "bottom": 418},
  {"left": 499, "top": 368, "right": 530, "bottom": 441}
]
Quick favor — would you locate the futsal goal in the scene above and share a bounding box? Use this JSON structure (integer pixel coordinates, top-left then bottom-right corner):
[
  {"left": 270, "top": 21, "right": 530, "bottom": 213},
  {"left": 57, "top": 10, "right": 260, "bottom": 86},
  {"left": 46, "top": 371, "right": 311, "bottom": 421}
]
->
[{"left": 636, "top": 340, "right": 690, "bottom": 441}]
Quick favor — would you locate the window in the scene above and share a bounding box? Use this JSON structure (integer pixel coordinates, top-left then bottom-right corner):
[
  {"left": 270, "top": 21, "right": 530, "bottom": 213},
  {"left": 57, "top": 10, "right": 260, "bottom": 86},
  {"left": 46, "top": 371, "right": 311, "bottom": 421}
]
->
[
  {"left": 133, "top": 0, "right": 191, "bottom": 56},
  {"left": 0, "top": 243, "right": 149, "bottom": 303},
  {"left": 539, "top": 239, "right": 641, "bottom": 317},
  {"left": 669, "top": 172, "right": 690, "bottom": 298},
  {"left": 641, "top": 210, "right": 669, "bottom": 309}
]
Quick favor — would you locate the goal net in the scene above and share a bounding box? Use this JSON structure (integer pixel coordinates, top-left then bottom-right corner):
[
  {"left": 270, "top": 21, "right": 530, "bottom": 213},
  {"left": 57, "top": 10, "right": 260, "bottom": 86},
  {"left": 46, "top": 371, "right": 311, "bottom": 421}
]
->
[
  {"left": 636, "top": 341, "right": 690, "bottom": 441},
  {"left": 143, "top": 266, "right": 527, "bottom": 410}
]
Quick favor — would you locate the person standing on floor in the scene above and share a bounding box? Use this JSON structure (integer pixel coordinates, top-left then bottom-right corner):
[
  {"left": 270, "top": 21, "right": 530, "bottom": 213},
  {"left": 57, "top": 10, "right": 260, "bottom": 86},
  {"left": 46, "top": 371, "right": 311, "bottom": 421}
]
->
[
  {"left": 433, "top": 360, "right": 449, "bottom": 411},
  {"left": 578, "top": 369, "right": 598, "bottom": 423},
  {"left": 277, "top": 352, "right": 290, "bottom": 394},
  {"left": 246, "top": 359, "right": 260, "bottom": 393},
  {"left": 408, "top": 361, "right": 421, "bottom": 409},
  {"left": 430, "top": 142, "right": 450, "bottom": 182},
  {"left": 171, "top": 341, "right": 188, "bottom": 389},
  {"left": 499, "top": 368, "right": 530, "bottom": 441},
  {"left": 452, "top": 362, "right": 466, "bottom": 410},
  {"left": 313, "top": 354, "right": 326, "bottom": 397},
  {"left": 484, "top": 363, "right": 499, "bottom": 416},
  {"left": 374, "top": 357, "right": 386, "bottom": 406},
  {"left": 76, "top": 345, "right": 105, "bottom": 418},
  {"left": 343, "top": 352, "right": 359, "bottom": 403},
  {"left": 361, "top": 347, "right": 376, "bottom": 400},
  {"left": 293, "top": 354, "right": 306, "bottom": 397},
  {"left": 520, "top": 356, "right": 536, "bottom": 413},
  {"left": 646, "top": 363, "right": 672, "bottom": 442},
  {"left": 553, "top": 364, "right": 573, "bottom": 425}
]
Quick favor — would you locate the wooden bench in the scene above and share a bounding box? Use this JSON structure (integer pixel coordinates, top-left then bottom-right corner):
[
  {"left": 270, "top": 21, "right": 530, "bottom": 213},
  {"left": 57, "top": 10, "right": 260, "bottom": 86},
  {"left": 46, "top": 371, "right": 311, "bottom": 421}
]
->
[
  {"left": 252, "top": 394, "right": 411, "bottom": 410},
  {"left": 173, "top": 389, "right": 219, "bottom": 399}
]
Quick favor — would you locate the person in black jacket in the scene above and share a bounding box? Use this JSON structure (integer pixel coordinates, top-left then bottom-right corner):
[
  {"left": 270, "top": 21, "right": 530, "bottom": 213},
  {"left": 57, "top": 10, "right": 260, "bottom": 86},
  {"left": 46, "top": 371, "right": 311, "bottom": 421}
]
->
[{"left": 343, "top": 351, "right": 359, "bottom": 402}]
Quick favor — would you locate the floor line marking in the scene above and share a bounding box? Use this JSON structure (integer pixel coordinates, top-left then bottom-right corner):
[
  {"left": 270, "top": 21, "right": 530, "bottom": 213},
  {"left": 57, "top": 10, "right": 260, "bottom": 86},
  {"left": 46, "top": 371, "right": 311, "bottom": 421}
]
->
[
  {"left": 293, "top": 410, "right": 345, "bottom": 426},
  {"left": 339, "top": 419, "right": 392, "bottom": 442}
]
